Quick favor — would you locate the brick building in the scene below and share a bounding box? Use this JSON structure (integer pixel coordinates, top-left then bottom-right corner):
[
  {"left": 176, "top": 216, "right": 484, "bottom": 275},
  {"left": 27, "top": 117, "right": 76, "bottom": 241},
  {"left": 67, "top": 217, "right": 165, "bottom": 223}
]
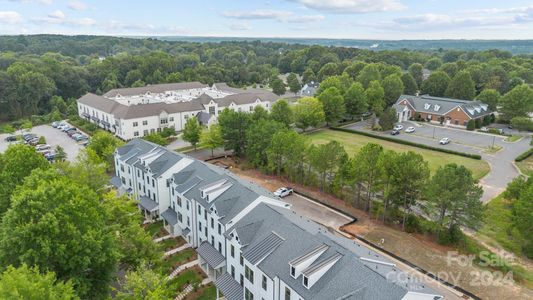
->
[{"left": 394, "top": 95, "right": 492, "bottom": 128}]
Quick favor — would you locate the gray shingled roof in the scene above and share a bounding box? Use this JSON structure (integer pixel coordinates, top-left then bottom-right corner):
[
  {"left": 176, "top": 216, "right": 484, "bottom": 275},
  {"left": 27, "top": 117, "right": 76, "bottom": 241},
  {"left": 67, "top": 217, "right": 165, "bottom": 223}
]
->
[
  {"left": 197, "top": 241, "right": 225, "bottom": 269},
  {"left": 397, "top": 94, "right": 491, "bottom": 119},
  {"left": 227, "top": 204, "right": 421, "bottom": 300},
  {"left": 242, "top": 232, "right": 284, "bottom": 264},
  {"left": 139, "top": 196, "right": 158, "bottom": 211},
  {"left": 103, "top": 82, "right": 208, "bottom": 97},
  {"left": 196, "top": 111, "right": 213, "bottom": 125},
  {"left": 147, "top": 151, "right": 184, "bottom": 177},
  {"left": 214, "top": 272, "right": 243, "bottom": 300},
  {"left": 161, "top": 209, "right": 178, "bottom": 226}
]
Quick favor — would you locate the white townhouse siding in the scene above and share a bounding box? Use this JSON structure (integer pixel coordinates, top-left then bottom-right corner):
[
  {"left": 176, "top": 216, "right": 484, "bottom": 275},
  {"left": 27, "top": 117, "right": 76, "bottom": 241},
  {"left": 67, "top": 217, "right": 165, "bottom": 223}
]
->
[
  {"left": 112, "top": 139, "right": 444, "bottom": 300},
  {"left": 78, "top": 82, "right": 278, "bottom": 140}
]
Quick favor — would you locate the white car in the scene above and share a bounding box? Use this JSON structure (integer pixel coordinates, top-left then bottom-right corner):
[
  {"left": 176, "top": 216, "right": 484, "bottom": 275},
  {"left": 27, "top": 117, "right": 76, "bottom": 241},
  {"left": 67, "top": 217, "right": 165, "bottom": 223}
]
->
[
  {"left": 393, "top": 124, "right": 404, "bottom": 131},
  {"left": 274, "top": 187, "right": 293, "bottom": 198},
  {"left": 439, "top": 137, "right": 451, "bottom": 145},
  {"left": 35, "top": 144, "right": 51, "bottom": 151},
  {"left": 405, "top": 126, "right": 415, "bottom": 133}
]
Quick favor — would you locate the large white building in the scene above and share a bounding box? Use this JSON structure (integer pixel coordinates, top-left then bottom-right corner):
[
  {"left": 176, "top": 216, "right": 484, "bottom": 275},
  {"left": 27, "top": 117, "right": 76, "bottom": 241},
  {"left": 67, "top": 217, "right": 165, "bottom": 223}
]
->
[
  {"left": 77, "top": 82, "right": 278, "bottom": 140},
  {"left": 112, "top": 139, "right": 444, "bottom": 300}
]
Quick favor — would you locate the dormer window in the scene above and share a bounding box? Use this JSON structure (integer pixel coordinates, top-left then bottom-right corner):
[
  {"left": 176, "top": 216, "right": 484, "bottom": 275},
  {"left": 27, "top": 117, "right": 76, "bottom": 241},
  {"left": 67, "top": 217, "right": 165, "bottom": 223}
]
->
[
  {"left": 303, "top": 276, "right": 309, "bottom": 288},
  {"left": 290, "top": 266, "right": 296, "bottom": 277},
  {"left": 424, "top": 103, "right": 431, "bottom": 110}
]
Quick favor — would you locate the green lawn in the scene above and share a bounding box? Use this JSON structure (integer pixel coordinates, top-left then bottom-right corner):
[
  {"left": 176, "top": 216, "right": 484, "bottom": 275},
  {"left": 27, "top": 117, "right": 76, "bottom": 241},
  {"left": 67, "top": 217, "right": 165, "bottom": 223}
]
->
[
  {"left": 159, "top": 237, "right": 186, "bottom": 251},
  {"left": 308, "top": 129, "right": 490, "bottom": 179},
  {"left": 516, "top": 155, "right": 533, "bottom": 176},
  {"left": 505, "top": 135, "right": 522, "bottom": 142},
  {"left": 477, "top": 194, "right": 523, "bottom": 254},
  {"left": 193, "top": 283, "right": 217, "bottom": 300},
  {"left": 168, "top": 268, "right": 204, "bottom": 292},
  {"left": 145, "top": 221, "right": 164, "bottom": 237},
  {"left": 160, "top": 248, "right": 197, "bottom": 274}
]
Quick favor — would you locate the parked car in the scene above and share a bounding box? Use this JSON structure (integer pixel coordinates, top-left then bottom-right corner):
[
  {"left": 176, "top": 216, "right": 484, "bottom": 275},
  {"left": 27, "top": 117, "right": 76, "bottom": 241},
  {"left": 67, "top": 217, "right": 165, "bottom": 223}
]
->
[
  {"left": 44, "top": 151, "right": 57, "bottom": 159},
  {"left": 28, "top": 138, "right": 40, "bottom": 146},
  {"left": 479, "top": 127, "right": 488, "bottom": 132},
  {"left": 23, "top": 133, "right": 37, "bottom": 141},
  {"left": 439, "top": 137, "right": 451, "bottom": 145},
  {"left": 62, "top": 126, "right": 75, "bottom": 132},
  {"left": 81, "top": 140, "right": 89, "bottom": 147},
  {"left": 4, "top": 135, "right": 17, "bottom": 142},
  {"left": 405, "top": 127, "right": 415, "bottom": 133},
  {"left": 274, "top": 187, "right": 293, "bottom": 198},
  {"left": 51, "top": 121, "right": 60, "bottom": 128},
  {"left": 35, "top": 144, "right": 51, "bottom": 151},
  {"left": 67, "top": 130, "right": 79, "bottom": 137},
  {"left": 74, "top": 135, "right": 88, "bottom": 142},
  {"left": 391, "top": 129, "right": 400, "bottom": 135},
  {"left": 57, "top": 124, "right": 69, "bottom": 130},
  {"left": 393, "top": 124, "right": 404, "bottom": 131}
]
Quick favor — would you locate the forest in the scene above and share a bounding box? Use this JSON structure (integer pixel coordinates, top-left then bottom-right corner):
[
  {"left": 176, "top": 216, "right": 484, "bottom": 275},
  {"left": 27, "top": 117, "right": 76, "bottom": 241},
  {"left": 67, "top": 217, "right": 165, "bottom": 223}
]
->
[{"left": 1, "top": 34, "right": 532, "bottom": 123}]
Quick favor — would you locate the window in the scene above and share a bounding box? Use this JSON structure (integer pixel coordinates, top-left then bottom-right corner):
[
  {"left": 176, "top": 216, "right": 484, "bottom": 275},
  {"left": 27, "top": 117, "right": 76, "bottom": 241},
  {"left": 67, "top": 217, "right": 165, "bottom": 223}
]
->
[
  {"left": 199, "top": 222, "right": 202, "bottom": 232},
  {"left": 150, "top": 128, "right": 155, "bottom": 133},
  {"left": 204, "top": 209, "right": 207, "bottom": 220},
  {"left": 177, "top": 197, "right": 182, "bottom": 207},
  {"left": 231, "top": 265, "right": 235, "bottom": 278},
  {"left": 240, "top": 274, "right": 244, "bottom": 286},
  {"left": 178, "top": 213, "right": 182, "bottom": 222},
  {"left": 133, "top": 122, "right": 138, "bottom": 127},
  {"left": 290, "top": 266, "right": 295, "bottom": 277},
  {"left": 204, "top": 226, "right": 207, "bottom": 236},
  {"left": 245, "top": 288, "right": 254, "bottom": 300},
  {"left": 303, "top": 276, "right": 309, "bottom": 288},
  {"left": 143, "top": 129, "right": 148, "bottom": 136},
  {"left": 187, "top": 217, "right": 190, "bottom": 226},
  {"left": 152, "top": 179, "right": 155, "bottom": 187},
  {"left": 249, "top": 106, "right": 254, "bottom": 111},
  {"left": 211, "top": 235, "right": 214, "bottom": 245},
  {"left": 160, "top": 118, "right": 168, "bottom": 125},
  {"left": 142, "top": 120, "right": 148, "bottom": 125},
  {"left": 262, "top": 275, "right": 267, "bottom": 290},
  {"left": 231, "top": 245, "right": 235, "bottom": 258},
  {"left": 169, "top": 117, "right": 174, "bottom": 122},
  {"left": 186, "top": 201, "right": 189, "bottom": 210},
  {"left": 285, "top": 287, "right": 291, "bottom": 300},
  {"left": 134, "top": 131, "right": 139, "bottom": 137},
  {"left": 198, "top": 205, "right": 202, "bottom": 215},
  {"left": 218, "top": 242, "right": 222, "bottom": 253},
  {"left": 240, "top": 254, "right": 243, "bottom": 266},
  {"left": 218, "top": 223, "right": 221, "bottom": 235},
  {"left": 120, "top": 165, "right": 124, "bottom": 172},
  {"left": 210, "top": 217, "right": 214, "bottom": 229},
  {"left": 209, "top": 106, "right": 215, "bottom": 115},
  {"left": 184, "top": 115, "right": 189, "bottom": 120}
]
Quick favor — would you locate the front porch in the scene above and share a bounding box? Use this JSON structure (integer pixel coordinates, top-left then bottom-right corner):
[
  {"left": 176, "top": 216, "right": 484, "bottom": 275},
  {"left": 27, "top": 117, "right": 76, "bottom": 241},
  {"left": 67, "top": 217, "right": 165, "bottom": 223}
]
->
[
  {"left": 196, "top": 241, "right": 226, "bottom": 281},
  {"left": 139, "top": 195, "right": 159, "bottom": 221}
]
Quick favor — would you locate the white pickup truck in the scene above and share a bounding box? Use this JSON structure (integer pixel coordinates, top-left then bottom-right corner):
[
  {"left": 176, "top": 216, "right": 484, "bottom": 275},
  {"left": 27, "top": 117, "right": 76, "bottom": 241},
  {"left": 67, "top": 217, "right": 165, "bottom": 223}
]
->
[{"left": 274, "top": 187, "right": 294, "bottom": 198}]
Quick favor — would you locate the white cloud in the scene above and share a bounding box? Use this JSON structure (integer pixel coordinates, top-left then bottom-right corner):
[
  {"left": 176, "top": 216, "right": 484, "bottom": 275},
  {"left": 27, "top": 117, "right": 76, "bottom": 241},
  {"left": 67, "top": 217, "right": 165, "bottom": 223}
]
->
[
  {"left": 48, "top": 10, "right": 66, "bottom": 20},
  {"left": 0, "top": 11, "right": 22, "bottom": 24},
  {"left": 222, "top": 9, "right": 323, "bottom": 23},
  {"left": 229, "top": 22, "right": 252, "bottom": 31},
  {"left": 100, "top": 20, "right": 189, "bottom": 35},
  {"left": 288, "top": 0, "right": 405, "bottom": 13},
  {"left": 68, "top": 0, "right": 88, "bottom": 11}
]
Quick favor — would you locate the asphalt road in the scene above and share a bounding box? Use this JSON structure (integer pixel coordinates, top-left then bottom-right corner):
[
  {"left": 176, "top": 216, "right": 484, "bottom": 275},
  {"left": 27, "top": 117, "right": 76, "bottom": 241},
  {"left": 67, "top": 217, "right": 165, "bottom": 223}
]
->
[
  {"left": 343, "top": 120, "right": 531, "bottom": 202},
  {"left": 0, "top": 124, "right": 84, "bottom": 162}
]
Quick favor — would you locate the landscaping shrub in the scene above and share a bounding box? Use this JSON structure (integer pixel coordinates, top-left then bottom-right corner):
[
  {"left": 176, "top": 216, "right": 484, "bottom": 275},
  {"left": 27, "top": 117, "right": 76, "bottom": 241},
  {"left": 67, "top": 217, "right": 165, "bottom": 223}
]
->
[
  {"left": 515, "top": 148, "right": 533, "bottom": 162},
  {"left": 331, "top": 127, "right": 482, "bottom": 160},
  {"left": 482, "top": 115, "right": 491, "bottom": 126},
  {"left": 38, "top": 136, "right": 46, "bottom": 144},
  {"left": 475, "top": 118, "right": 482, "bottom": 129},
  {"left": 466, "top": 120, "right": 475, "bottom": 131},
  {"left": 437, "top": 225, "right": 463, "bottom": 245},
  {"left": 160, "top": 127, "right": 176, "bottom": 138}
]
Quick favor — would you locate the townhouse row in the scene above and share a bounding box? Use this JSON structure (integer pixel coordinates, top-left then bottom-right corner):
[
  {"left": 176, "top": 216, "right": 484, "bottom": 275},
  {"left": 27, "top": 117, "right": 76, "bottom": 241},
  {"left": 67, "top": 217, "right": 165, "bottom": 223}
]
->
[{"left": 112, "top": 139, "right": 444, "bottom": 300}]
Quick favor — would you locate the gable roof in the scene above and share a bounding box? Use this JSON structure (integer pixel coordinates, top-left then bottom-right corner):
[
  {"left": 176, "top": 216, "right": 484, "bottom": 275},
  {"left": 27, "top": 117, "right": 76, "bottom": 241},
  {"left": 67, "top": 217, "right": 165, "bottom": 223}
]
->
[{"left": 397, "top": 94, "right": 491, "bottom": 119}]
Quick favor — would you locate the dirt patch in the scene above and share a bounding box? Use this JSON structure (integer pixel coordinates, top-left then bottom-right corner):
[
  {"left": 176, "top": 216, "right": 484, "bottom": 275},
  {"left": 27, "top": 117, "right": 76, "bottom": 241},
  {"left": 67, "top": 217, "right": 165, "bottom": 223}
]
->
[{"left": 213, "top": 157, "right": 533, "bottom": 300}]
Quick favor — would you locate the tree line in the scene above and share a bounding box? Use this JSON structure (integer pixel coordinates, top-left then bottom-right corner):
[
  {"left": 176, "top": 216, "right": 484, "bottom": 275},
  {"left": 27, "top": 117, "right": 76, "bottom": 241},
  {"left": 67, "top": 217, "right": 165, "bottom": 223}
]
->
[{"left": 1, "top": 35, "right": 532, "bottom": 126}]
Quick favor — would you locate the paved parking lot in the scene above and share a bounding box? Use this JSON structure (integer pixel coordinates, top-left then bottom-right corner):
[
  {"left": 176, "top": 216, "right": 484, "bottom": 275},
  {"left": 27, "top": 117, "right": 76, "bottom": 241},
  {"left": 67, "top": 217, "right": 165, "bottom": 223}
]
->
[
  {"left": 282, "top": 193, "right": 354, "bottom": 230},
  {"left": 0, "top": 124, "right": 84, "bottom": 162},
  {"left": 343, "top": 120, "right": 532, "bottom": 202}
]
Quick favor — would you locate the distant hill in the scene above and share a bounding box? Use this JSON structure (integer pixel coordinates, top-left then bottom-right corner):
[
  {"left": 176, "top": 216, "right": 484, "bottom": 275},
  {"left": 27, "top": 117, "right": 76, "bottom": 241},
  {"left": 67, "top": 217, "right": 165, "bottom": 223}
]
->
[{"left": 153, "top": 36, "right": 533, "bottom": 54}]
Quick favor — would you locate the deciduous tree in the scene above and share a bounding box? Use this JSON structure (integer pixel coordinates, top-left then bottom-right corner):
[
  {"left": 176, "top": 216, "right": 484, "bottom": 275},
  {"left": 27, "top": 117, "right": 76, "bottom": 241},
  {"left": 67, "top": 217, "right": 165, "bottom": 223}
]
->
[
  {"left": 382, "top": 74, "right": 404, "bottom": 105},
  {"left": 421, "top": 71, "right": 450, "bottom": 97},
  {"left": 270, "top": 99, "right": 293, "bottom": 127},
  {"left": 445, "top": 70, "right": 476, "bottom": 100},
  {"left": 200, "top": 124, "right": 224, "bottom": 157},
  {"left": 317, "top": 87, "right": 345, "bottom": 125},
  {"left": 343, "top": 82, "right": 368, "bottom": 119},
  {"left": 182, "top": 116, "right": 202, "bottom": 149},
  {"left": 292, "top": 97, "right": 325, "bottom": 131}
]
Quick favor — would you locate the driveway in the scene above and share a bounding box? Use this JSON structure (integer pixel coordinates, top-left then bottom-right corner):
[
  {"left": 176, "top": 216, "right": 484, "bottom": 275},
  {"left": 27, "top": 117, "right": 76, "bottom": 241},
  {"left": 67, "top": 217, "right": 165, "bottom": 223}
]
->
[
  {"left": 282, "top": 193, "right": 354, "bottom": 230},
  {"left": 0, "top": 124, "right": 84, "bottom": 162},
  {"left": 343, "top": 120, "right": 531, "bottom": 202}
]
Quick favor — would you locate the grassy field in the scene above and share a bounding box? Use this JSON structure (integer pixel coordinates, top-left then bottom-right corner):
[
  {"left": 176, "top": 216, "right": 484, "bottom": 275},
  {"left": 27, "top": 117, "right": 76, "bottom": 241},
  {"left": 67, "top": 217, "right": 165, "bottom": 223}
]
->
[
  {"left": 516, "top": 155, "right": 533, "bottom": 176},
  {"left": 308, "top": 129, "right": 490, "bottom": 179}
]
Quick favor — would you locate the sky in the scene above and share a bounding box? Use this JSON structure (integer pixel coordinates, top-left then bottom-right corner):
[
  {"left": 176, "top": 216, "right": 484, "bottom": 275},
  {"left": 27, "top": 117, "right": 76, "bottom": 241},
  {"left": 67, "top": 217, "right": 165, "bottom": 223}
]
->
[{"left": 1, "top": 0, "right": 533, "bottom": 39}]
